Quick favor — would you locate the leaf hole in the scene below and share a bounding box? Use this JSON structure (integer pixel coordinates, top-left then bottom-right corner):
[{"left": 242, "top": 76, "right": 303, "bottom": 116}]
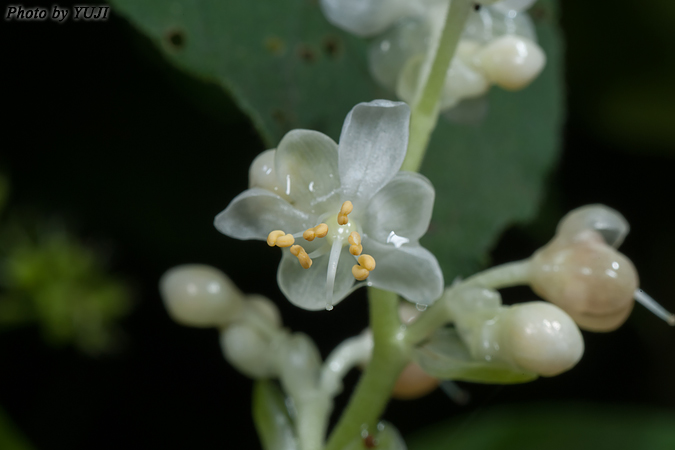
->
[
  {"left": 322, "top": 36, "right": 342, "bottom": 59},
  {"left": 165, "top": 28, "right": 186, "bottom": 50},
  {"left": 297, "top": 44, "right": 317, "bottom": 63}
]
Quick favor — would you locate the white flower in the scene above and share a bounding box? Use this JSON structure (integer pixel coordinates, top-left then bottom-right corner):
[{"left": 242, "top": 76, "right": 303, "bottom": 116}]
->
[{"left": 214, "top": 100, "right": 443, "bottom": 311}]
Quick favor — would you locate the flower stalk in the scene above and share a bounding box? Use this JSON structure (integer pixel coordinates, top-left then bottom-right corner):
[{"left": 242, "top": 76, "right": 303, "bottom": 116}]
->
[
  {"left": 403, "top": 0, "right": 474, "bottom": 172},
  {"left": 324, "top": 289, "right": 410, "bottom": 450}
]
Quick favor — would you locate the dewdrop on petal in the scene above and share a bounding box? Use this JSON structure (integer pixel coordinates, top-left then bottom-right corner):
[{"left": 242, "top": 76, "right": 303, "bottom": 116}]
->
[
  {"left": 476, "top": 35, "right": 546, "bottom": 91},
  {"left": 159, "top": 264, "right": 243, "bottom": 328}
]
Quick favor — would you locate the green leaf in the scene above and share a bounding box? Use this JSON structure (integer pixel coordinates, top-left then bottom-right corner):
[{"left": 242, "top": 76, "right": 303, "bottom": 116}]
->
[
  {"left": 252, "top": 380, "right": 299, "bottom": 450},
  {"left": 413, "top": 328, "right": 537, "bottom": 384},
  {"left": 109, "top": 0, "right": 563, "bottom": 281},
  {"left": 0, "top": 407, "right": 35, "bottom": 450},
  {"left": 406, "top": 403, "right": 675, "bottom": 450}
]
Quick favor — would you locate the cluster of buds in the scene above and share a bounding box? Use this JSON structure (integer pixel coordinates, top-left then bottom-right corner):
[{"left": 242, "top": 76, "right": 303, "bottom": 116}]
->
[{"left": 321, "top": 0, "right": 545, "bottom": 116}]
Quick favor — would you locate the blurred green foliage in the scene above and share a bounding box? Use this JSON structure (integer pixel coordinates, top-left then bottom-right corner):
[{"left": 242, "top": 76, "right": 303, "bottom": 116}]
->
[
  {"left": 407, "top": 403, "right": 675, "bottom": 450},
  {"left": 109, "top": 0, "right": 563, "bottom": 280},
  {"left": 0, "top": 176, "right": 132, "bottom": 355},
  {"left": 0, "top": 407, "right": 34, "bottom": 450}
]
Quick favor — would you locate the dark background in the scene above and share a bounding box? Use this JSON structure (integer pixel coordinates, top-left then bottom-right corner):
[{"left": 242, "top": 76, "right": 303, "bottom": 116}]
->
[{"left": 2, "top": 1, "right": 675, "bottom": 449}]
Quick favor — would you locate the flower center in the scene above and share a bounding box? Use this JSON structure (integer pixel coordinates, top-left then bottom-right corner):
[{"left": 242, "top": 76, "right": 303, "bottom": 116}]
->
[{"left": 266, "top": 201, "right": 378, "bottom": 310}]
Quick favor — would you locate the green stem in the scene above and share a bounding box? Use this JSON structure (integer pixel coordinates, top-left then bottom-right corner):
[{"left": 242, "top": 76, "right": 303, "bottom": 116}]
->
[
  {"left": 402, "top": 0, "right": 473, "bottom": 172},
  {"left": 324, "top": 289, "right": 409, "bottom": 450},
  {"left": 462, "top": 259, "right": 532, "bottom": 289}
]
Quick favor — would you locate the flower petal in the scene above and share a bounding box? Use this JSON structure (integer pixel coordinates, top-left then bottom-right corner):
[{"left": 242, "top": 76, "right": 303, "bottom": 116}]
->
[
  {"left": 363, "top": 238, "right": 443, "bottom": 305},
  {"left": 320, "top": 0, "right": 415, "bottom": 37},
  {"left": 214, "top": 188, "right": 315, "bottom": 240},
  {"left": 363, "top": 171, "right": 435, "bottom": 243},
  {"left": 338, "top": 100, "right": 411, "bottom": 204},
  {"left": 275, "top": 130, "right": 342, "bottom": 214},
  {"left": 278, "top": 247, "right": 355, "bottom": 311}
]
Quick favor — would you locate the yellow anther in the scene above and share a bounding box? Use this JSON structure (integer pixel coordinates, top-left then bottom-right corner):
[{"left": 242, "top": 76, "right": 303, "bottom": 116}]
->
[
  {"left": 314, "top": 223, "right": 328, "bottom": 238},
  {"left": 303, "top": 223, "right": 329, "bottom": 241},
  {"left": 267, "top": 230, "right": 294, "bottom": 247},
  {"left": 276, "top": 234, "right": 295, "bottom": 247},
  {"left": 338, "top": 201, "right": 354, "bottom": 225},
  {"left": 358, "top": 254, "right": 376, "bottom": 271},
  {"left": 348, "top": 231, "right": 363, "bottom": 255},
  {"left": 352, "top": 254, "right": 376, "bottom": 280},
  {"left": 290, "top": 245, "right": 312, "bottom": 269},
  {"left": 352, "top": 264, "right": 370, "bottom": 281},
  {"left": 267, "top": 230, "right": 285, "bottom": 247}
]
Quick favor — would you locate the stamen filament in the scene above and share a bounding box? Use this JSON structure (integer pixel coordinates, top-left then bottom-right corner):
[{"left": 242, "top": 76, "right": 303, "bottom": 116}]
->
[
  {"left": 325, "top": 238, "right": 344, "bottom": 311},
  {"left": 634, "top": 289, "right": 675, "bottom": 326}
]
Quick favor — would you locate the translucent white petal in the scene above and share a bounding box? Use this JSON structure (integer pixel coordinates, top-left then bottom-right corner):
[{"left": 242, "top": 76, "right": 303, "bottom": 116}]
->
[
  {"left": 248, "top": 149, "right": 291, "bottom": 201},
  {"left": 214, "top": 188, "right": 315, "bottom": 240},
  {"left": 463, "top": 5, "right": 536, "bottom": 43},
  {"left": 338, "top": 100, "right": 410, "bottom": 204},
  {"left": 274, "top": 129, "right": 342, "bottom": 214},
  {"left": 320, "top": 0, "right": 415, "bottom": 37},
  {"left": 363, "top": 238, "right": 443, "bottom": 305},
  {"left": 277, "top": 247, "right": 355, "bottom": 310},
  {"left": 363, "top": 171, "right": 435, "bottom": 243},
  {"left": 368, "top": 17, "right": 430, "bottom": 91}
]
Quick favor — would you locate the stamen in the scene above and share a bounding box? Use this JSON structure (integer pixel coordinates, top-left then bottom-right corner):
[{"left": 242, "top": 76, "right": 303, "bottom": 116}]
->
[
  {"left": 303, "top": 223, "right": 329, "bottom": 241},
  {"left": 348, "top": 231, "right": 362, "bottom": 256},
  {"left": 352, "top": 265, "right": 370, "bottom": 281},
  {"left": 267, "top": 230, "right": 284, "bottom": 247},
  {"left": 290, "top": 245, "right": 312, "bottom": 269},
  {"left": 276, "top": 234, "right": 295, "bottom": 247},
  {"left": 358, "top": 255, "right": 376, "bottom": 271},
  {"left": 633, "top": 289, "right": 675, "bottom": 326},
  {"left": 352, "top": 254, "right": 376, "bottom": 281},
  {"left": 267, "top": 230, "right": 294, "bottom": 247},
  {"left": 338, "top": 201, "right": 354, "bottom": 225}
]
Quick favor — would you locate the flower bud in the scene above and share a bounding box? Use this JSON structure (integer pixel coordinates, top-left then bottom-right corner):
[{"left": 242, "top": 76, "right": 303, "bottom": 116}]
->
[
  {"left": 243, "top": 294, "right": 282, "bottom": 329},
  {"left": 220, "top": 324, "right": 276, "bottom": 378},
  {"left": 276, "top": 333, "right": 322, "bottom": 399},
  {"left": 392, "top": 363, "right": 440, "bottom": 400},
  {"left": 530, "top": 232, "right": 638, "bottom": 331},
  {"left": 159, "top": 264, "right": 243, "bottom": 328},
  {"left": 476, "top": 35, "right": 546, "bottom": 91},
  {"left": 496, "top": 302, "right": 584, "bottom": 376}
]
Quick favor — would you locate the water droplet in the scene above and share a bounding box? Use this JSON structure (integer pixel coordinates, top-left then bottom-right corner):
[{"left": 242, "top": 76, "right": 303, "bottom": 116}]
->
[{"left": 416, "top": 303, "right": 428, "bottom": 312}]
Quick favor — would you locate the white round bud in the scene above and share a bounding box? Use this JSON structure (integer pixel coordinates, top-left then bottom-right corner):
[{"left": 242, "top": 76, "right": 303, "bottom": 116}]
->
[
  {"left": 320, "top": 0, "right": 413, "bottom": 37},
  {"left": 530, "top": 234, "right": 638, "bottom": 332},
  {"left": 244, "top": 294, "right": 282, "bottom": 329},
  {"left": 498, "top": 301, "right": 584, "bottom": 377},
  {"left": 556, "top": 204, "right": 629, "bottom": 248},
  {"left": 159, "top": 264, "right": 243, "bottom": 328},
  {"left": 220, "top": 324, "right": 276, "bottom": 378},
  {"left": 476, "top": 35, "right": 545, "bottom": 91}
]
